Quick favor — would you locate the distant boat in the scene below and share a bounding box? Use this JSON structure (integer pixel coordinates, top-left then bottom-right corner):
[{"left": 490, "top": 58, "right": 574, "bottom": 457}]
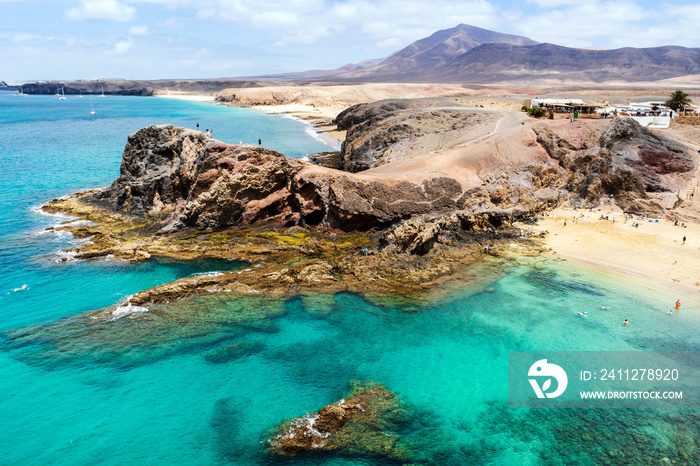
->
[
  {"left": 77, "top": 90, "right": 83, "bottom": 98},
  {"left": 99, "top": 85, "right": 105, "bottom": 98},
  {"left": 55, "top": 85, "right": 61, "bottom": 96},
  {"left": 16, "top": 85, "right": 27, "bottom": 96},
  {"left": 90, "top": 94, "right": 96, "bottom": 115},
  {"left": 59, "top": 88, "right": 66, "bottom": 100}
]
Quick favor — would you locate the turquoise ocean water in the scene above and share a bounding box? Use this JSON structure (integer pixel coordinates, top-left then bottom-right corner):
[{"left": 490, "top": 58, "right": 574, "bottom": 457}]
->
[{"left": 2, "top": 92, "right": 700, "bottom": 465}]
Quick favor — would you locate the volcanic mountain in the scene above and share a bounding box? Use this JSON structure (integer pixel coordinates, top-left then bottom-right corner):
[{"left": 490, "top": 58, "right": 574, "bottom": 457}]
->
[{"left": 305, "top": 24, "right": 700, "bottom": 84}]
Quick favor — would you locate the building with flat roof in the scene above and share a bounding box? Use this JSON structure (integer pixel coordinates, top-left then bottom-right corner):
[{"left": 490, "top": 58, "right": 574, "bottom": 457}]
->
[{"left": 524, "top": 98, "right": 599, "bottom": 119}]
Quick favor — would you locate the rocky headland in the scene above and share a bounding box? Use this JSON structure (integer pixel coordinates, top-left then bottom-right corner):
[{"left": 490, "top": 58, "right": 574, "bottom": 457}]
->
[{"left": 43, "top": 99, "right": 697, "bottom": 310}]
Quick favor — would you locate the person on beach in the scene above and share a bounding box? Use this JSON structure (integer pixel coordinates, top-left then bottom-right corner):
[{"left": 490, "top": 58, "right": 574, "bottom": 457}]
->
[
  {"left": 623, "top": 319, "right": 628, "bottom": 326},
  {"left": 676, "top": 300, "right": 681, "bottom": 310},
  {"left": 682, "top": 236, "right": 686, "bottom": 245}
]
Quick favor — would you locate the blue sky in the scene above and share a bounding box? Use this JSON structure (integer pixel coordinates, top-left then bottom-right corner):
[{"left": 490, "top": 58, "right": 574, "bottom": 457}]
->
[{"left": 2, "top": 0, "right": 700, "bottom": 81}]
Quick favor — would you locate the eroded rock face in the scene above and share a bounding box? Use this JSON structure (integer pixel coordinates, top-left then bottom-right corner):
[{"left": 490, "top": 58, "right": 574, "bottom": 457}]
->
[
  {"left": 93, "top": 126, "right": 306, "bottom": 231},
  {"left": 334, "top": 99, "right": 495, "bottom": 172},
  {"left": 267, "top": 382, "right": 410, "bottom": 459},
  {"left": 87, "top": 125, "right": 518, "bottom": 236},
  {"left": 83, "top": 114, "right": 692, "bottom": 251},
  {"left": 533, "top": 118, "right": 695, "bottom": 213}
]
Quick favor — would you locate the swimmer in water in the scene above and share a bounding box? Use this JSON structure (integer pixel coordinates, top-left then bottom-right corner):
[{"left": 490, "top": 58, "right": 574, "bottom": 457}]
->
[
  {"left": 668, "top": 309, "right": 673, "bottom": 315},
  {"left": 601, "top": 305, "right": 609, "bottom": 309},
  {"left": 675, "top": 299, "right": 681, "bottom": 310},
  {"left": 623, "top": 319, "right": 628, "bottom": 325},
  {"left": 578, "top": 312, "right": 588, "bottom": 316}
]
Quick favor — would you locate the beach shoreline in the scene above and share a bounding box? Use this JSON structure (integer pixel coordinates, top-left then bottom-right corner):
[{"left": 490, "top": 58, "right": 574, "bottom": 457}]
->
[
  {"left": 526, "top": 206, "right": 700, "bottom": 297},
  {"left": 154, "top": 94, "right": 346, "bottom": 150}
]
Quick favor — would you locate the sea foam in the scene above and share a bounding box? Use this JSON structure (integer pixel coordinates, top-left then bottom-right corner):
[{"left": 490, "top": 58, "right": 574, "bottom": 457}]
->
[{"left": 111, "top": 303, "right": 149, "bottom": 319}]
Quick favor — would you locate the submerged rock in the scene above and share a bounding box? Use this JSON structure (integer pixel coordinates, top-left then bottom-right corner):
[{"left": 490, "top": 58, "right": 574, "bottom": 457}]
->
[{"left": 267, "top": 381, "right": 410, "bottom": 460}]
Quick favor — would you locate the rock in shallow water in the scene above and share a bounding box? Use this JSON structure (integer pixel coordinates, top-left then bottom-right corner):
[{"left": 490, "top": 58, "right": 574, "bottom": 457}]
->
[{"left": 267, "top": 381, "right": 411, "bottom": 460}]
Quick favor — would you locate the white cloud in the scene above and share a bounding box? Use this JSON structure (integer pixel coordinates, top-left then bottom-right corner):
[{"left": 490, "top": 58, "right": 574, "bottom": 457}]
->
[
  {"left": 156, "top": 17, "right": 183, "bottom": 28},
  {"left": 526, "top": 0, "right": 578, "bottom": 7},
  {"left": 129, "top": 24, "right": 150, "bottom": 35},
  {"left": 250, "top": 11, "right": 299, "bottom": 28},
  {"left": 65, "top": 0, "right": 137, "bottom": 22},
  {"left": 111, "top": 38, "right": 134, "bottom": 55},
  {"left": 210, "top": 0, "right": 500, "bottom": 48},
  {"left": 196, "top": 7, "right": 215, "bottom": 18},
  {"left": 12, "top": 32, "right": 34, "bottom": 42},
  {"left": 375, "top": 37, "right": 403, "bottom": 48},
  {"left": 193, "top": 47, "right": 210, "bottom": 58},
  {"left": 125, "top": 0, "right": 196, "bottom": 5},
  {"left": 514, "top": 0, "right": 652, "bottom": 48}
]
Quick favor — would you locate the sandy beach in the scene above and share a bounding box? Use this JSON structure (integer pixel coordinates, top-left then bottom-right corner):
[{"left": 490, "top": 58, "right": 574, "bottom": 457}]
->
[{"left": 529, "top": 206, "right": 700, "bottom": 295}]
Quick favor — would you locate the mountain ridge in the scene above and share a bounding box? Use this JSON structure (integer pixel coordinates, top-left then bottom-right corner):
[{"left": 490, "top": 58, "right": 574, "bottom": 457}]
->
[{"left": 302, "top": 24, "right": 700, "bottom": 84}]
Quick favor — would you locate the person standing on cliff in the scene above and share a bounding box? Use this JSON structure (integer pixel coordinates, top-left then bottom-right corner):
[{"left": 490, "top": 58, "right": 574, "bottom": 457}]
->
[
  {"left": 196, "top": 123, "right": 199, "bottom": 131},
  {"left": 259, "top": 139, "right": 261, "bottom": 146}
]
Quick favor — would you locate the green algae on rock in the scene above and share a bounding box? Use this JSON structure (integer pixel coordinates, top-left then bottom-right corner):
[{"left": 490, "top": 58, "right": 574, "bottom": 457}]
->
[{"left": 266, "top": 381, "right": 411, "bottom": 460}]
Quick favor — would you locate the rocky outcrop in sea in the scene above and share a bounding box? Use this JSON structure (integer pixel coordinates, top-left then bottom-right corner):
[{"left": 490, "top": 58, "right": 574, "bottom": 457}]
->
[{"left": 267, "top": 381, "right": 411, "bottom": 460}]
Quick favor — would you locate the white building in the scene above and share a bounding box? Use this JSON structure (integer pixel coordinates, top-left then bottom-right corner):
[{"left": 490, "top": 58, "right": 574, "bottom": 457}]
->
[{"left": 597, "top": 102, "right": 674, "bottom": 129}]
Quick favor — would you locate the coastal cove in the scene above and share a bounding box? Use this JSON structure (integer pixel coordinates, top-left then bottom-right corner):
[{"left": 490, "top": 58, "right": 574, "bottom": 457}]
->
[
  {"left": 0, "top": 93, "right": 334, "bottom": 329},
  {"left": 3, "top": 92, "right": 700, "bottom": 465}
]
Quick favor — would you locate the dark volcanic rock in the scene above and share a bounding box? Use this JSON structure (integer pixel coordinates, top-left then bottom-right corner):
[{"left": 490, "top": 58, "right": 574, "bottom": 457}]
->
[
  {"left": 93, "top": 125, "right": 309, "bottom": 230},
  {"left": 267, "top": 381, "right": 410, "bottom": 459},
  {"left": 88, "top": 125, "right": 480, "bottom": 234},
  {"left": 533, "top": 118, "right": 695, "bottom": 213},
  {"left": 84, "top": 114, "right": 692, "bottom": 247}
]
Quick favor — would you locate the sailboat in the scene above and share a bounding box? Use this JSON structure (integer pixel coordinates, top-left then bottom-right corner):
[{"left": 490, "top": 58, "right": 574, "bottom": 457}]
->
[
  {"left": 59, "top": 88, "right": 66, "bottom": 100},
  {"left": 99, "top": 85, "right": 105, "bottom": 98},
  {"left": 55, "top": 85, "right": 61, "bottom": 96},
  {"left": 90, "top": 94, "right": 96, "bottom": 115},
  {"left": 77, "top": 90, "right": 83, "bottom": 98}
]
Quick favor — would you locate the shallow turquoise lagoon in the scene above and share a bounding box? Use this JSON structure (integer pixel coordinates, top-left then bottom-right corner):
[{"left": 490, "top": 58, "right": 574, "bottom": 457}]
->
[
  {"left": 3, "top": 261, "right": 700, "bottom": 465},
  {"left": 2, "top": 93, "right": 700, "bottom": 465}
]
